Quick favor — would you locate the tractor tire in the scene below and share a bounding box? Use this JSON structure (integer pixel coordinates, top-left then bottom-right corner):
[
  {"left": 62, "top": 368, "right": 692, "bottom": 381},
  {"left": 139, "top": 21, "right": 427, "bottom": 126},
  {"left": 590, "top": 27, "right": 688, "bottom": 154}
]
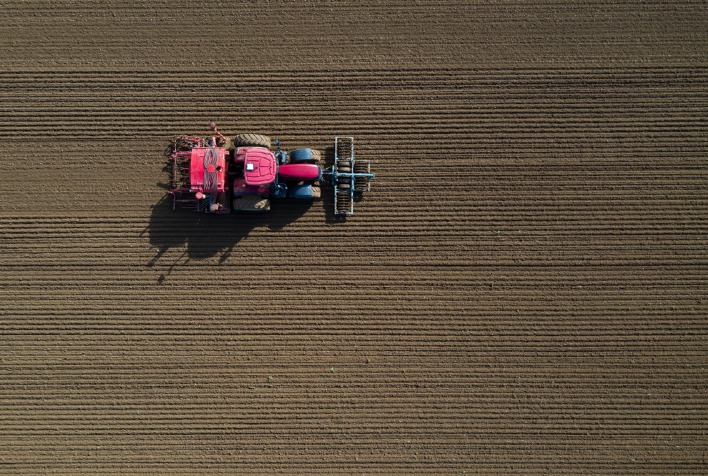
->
[
  {"left": 220, "top": 137, "right": 234, "bottom": 151},
  {"left": 232, "top": 195, "right": 271, "bottom": 212},
  {"left": 289, "top": 148, "right": 322, "bottom": 164},
  {"left": 289, "top": 148, "right": 311, "bottom": 163},
  {"left": 234, "top": 133, "right": 271, "bottom": 148},
  {"left": 289, "top": 184, "right": 321, "bottom": 200}
]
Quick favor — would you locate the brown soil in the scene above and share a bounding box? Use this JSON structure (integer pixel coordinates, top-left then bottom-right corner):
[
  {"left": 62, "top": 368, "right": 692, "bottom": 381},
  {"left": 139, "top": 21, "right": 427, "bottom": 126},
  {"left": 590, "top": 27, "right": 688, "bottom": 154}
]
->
[{"left": 1, "top": 1, "right": 706, "bottom": 474}]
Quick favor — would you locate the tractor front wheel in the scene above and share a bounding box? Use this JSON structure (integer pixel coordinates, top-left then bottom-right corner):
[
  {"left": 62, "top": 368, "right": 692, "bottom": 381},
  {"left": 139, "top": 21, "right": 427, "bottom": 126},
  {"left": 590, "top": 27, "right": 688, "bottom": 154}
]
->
[
  {"left": 289, "top": 148, "right": 322, "bottom": 164},
  {"left": 234, "top": 134, "right": 271, "bottom": 148}
]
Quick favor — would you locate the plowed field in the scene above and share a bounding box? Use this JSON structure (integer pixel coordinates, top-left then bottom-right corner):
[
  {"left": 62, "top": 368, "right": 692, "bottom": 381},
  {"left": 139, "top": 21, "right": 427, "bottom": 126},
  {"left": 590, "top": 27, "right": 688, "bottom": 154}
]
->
[{"left": 1, "top": 1, "right": 706, "bottom": 474}]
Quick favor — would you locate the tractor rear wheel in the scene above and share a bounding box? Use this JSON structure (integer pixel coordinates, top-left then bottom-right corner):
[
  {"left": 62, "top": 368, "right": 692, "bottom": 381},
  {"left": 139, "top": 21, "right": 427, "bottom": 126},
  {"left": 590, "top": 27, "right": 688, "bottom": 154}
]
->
[
  {"left": 311, "top": 186, "right": 321, "bottom": 198},
  {"left": 232, "top": 195, "right": 271, "bottom": 212},
  {"left": 234, "top": 134, "right": 271, "bottom": 148},
  {"left": 310, "top": 149, "right": 321, "bottom": 164},
  {"left": 220, "top": 137, "right": 234, "bottom": 151}
]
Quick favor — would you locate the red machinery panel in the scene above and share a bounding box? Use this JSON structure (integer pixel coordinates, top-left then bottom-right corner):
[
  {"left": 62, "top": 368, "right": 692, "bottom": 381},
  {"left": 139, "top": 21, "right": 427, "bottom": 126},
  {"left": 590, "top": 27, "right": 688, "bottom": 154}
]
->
[{"left": 189, "top": 147, "right": 227, "bottom": 192}]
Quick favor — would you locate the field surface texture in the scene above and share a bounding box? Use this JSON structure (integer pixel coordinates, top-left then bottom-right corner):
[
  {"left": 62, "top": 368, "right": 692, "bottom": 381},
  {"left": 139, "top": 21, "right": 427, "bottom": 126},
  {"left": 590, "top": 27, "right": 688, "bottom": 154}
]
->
[{"left": 1, "top": 1, "right": 707, "bottom": 474}]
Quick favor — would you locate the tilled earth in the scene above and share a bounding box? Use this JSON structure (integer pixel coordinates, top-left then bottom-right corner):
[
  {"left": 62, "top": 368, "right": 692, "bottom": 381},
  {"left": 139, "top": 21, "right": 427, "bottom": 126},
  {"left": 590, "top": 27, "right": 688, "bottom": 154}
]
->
[{"left": 0, "top": 1, "right": 706, "bottom": 474}]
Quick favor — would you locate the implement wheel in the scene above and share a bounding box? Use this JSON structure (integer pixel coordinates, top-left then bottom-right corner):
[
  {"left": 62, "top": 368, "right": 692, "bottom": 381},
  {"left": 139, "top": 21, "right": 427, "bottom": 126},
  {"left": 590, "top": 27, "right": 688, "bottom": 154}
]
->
[{"left": 234, "top": 134, "right": 271, "bottom": 148}]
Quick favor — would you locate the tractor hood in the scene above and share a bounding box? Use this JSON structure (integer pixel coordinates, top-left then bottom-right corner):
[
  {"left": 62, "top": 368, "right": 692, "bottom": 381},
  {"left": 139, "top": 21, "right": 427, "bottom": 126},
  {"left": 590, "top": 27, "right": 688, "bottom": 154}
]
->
[{"left": 278, "top": 163, "right": 322, "bottom": 181}]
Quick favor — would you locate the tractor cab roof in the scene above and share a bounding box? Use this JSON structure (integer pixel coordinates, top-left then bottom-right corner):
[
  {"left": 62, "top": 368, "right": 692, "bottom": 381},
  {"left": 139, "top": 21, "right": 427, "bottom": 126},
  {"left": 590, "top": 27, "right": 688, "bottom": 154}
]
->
[{"left": 237, "top": 147, "right": 277, "bottom": 186}]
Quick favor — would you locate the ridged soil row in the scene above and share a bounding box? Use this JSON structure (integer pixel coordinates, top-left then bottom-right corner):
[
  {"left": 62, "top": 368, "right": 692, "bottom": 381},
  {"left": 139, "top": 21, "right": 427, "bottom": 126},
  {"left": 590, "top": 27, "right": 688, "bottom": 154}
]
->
[
  {"left": 1, "top": 1, "right": 706, "bottom": 69},
  {"left": 2, "top": 68, "right": 706, "bottom": 143},
  {"left": 1, "top": 1, "right": 707, "bottom": 473}
]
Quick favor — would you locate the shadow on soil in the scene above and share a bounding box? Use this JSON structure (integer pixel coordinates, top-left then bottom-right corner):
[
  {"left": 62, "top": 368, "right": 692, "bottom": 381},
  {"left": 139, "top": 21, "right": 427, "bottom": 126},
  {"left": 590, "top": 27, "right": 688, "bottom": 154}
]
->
[
  {"left": 141, "top": 145, "right": 347, "bottom": 283},
  {"left": 143, "top": 195, "right": 314, "bottom": 273}
]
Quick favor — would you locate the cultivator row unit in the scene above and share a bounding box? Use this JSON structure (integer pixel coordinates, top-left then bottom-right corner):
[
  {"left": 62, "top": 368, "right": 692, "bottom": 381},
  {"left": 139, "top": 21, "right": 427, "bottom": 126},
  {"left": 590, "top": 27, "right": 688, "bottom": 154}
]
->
[
  {"left": 168, "top": 124, "right": 374, "bottom": 216},
  {"left": 325, "top": 137, "right": 374, "bottom": 216}
]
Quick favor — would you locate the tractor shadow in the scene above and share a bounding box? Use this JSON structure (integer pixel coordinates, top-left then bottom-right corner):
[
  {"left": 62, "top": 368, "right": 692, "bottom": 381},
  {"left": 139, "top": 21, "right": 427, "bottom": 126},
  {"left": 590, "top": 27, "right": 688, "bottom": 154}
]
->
[
  {"left": 144, "top": 194, "right": 314, "bottom": 274},
  {"left": 142, "top": 143, "right": 353, "bottom": 283}
]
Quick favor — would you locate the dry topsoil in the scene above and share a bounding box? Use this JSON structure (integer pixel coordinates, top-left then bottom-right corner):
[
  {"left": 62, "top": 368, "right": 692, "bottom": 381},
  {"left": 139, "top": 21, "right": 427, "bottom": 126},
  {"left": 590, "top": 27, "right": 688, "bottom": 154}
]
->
[{"left": 0, "top": 1, "right": 706, "bottom": 474}]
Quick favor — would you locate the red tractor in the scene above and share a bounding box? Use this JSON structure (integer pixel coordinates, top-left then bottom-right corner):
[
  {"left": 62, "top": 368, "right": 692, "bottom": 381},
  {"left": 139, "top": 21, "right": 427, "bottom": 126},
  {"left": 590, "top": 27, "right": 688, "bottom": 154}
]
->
[{"left": 168, "top": 123, "right": 374, "bottom": 216}]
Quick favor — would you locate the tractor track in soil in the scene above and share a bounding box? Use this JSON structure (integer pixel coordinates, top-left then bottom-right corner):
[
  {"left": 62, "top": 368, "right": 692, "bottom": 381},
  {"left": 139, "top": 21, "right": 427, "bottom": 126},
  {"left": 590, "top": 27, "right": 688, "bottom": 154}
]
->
[{"left": 1, "top": 1, "right": 707, "bottom": 475}]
